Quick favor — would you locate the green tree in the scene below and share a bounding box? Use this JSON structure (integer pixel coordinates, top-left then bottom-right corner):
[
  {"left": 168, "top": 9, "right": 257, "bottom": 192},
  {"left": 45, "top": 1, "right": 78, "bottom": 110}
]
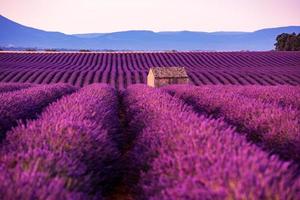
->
[{"left": 275, "top": 33, "right": 300, "bottom": 51}]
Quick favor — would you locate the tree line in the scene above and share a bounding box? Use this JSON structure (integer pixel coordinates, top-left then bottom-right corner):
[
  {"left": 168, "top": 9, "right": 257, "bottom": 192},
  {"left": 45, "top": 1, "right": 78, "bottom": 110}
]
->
[{"left": 275, "top": 33, "right": 300, "bottom": 51}]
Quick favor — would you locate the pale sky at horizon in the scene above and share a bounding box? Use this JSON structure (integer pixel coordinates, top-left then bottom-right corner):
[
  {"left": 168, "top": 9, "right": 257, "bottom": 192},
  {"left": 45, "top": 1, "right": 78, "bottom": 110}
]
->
[{"left": 0, "top": 0, "right": 300, "bottom": 34}]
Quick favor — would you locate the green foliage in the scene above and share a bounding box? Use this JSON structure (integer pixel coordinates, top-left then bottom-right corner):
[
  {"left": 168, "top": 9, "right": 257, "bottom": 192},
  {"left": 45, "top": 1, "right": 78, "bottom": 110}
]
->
[
  {"left": 79, "top": 49, "right": 91, "bottom": 52},
  {"left": 45, "top": 49, "right": 58, "bottom": 52},
  {"left": 24, "top": 48, "right": 37, "bottom": 51},
  {"left": 275, "top": 33, "right": 300, "bottom": 51}
]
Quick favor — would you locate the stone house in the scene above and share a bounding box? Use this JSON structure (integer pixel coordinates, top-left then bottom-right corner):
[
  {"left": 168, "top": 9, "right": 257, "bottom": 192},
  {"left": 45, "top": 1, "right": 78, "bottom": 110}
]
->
[{"left": 147, "top": 67, "right": 189, "bottom": 87}]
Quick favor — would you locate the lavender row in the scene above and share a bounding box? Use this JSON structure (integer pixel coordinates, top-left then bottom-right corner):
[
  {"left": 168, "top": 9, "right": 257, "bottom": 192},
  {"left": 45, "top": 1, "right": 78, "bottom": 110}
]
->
[
  {"left": 1, "top": 52, "right": 299, "bottom": 71},
  {"left": 0, "top": 84, "right": 76, "bottom": 139},
  {"left": 216, "top": 85, "right": 300, "bottom": 111},
  {"left": 0, "top": 82, "right": 33, "bottom": 93},
  {"left": 123, "top": 85, "right": 300, "bottom": 199},
  {"left": 1, "top": 69, "right": 300, "bottom": 88},
  {"left": 164, "top": 85, "right": 300, "bottom": 162},
  {"left": 0, "top": 84, "right": 120, "bottom": 199},
  {"left": 0, "top": 70, "right": 149, "bottom": 88}
]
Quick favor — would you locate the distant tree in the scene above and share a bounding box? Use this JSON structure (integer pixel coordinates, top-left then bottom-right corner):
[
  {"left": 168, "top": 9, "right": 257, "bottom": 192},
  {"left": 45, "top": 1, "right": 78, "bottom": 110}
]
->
[
  {"left": 25, "top": 48, "right": 37, "bottom": 51},
  {"left": 45, "top": 48, "right": 58, "bottom": 52},
  {"left": 79, "top": 49, "right": 91, "bottom": 52},
  {"left": 275, "top": 33, "right": 300, "bottom": 51},
  {"left": 103, "top": 49, "right": 116, "bottom": 52},
  {"left": 275, "top": 33, "right": 288, "bottom": 51},
  {"left": 295, "top": 33, "right": 300, "bottom": 50}
]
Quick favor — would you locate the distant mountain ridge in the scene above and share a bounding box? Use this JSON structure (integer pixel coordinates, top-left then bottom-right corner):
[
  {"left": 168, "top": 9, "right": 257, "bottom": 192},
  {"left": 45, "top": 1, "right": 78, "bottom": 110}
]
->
[{"left": 1, "top": 15, "right": 300, "bottom": 51}]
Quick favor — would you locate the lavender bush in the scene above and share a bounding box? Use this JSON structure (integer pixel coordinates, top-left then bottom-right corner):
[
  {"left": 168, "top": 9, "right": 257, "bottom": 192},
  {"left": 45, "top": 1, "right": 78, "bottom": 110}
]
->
[
  {"left": 164, "top": 85, "right": 300, "bottom": 162},
  {"left": 0, "top": 83, "right": 76, "bottom": 139},
  {"left": 0, "top": 84, "right": 120, "bottom": 199},
  {"left": 0, "top": 82, "right": 33, "bottom": 93},
  {"left": 221, "top": 85, "right": 300, "bottom": 111},
  {"left": 122, "top": 84, "right": 300, "bottom": 199},
  {"left": 0, "top": 82, "right": 299, "bottom": 199}
]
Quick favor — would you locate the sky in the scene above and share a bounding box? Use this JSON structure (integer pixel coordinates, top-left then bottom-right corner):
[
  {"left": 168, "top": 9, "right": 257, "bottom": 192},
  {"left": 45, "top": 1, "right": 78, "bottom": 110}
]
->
[{"left": 0, "top": 0, "right": 300, "bottom": 34}]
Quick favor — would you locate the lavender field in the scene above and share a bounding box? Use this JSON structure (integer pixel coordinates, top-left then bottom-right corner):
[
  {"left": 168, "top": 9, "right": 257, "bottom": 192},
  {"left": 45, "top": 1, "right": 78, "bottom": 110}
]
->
[
  {"left": 0, "top": 51, "right": 300, "bottom": 88},
  {"left": 0, "top": 51, "right": 300, "bottom": 199},
  {"left": 2, "top": 0, "right": 300, "bottom": 198},
  {"left": 0, "top": 82, "right": 300, "bottom": 199}
]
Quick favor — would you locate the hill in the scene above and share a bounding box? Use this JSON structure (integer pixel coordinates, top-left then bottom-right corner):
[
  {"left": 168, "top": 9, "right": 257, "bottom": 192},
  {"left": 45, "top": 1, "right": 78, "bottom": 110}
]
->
[{"left": 1, "top": 15, "right": 300, "bottom": 50}]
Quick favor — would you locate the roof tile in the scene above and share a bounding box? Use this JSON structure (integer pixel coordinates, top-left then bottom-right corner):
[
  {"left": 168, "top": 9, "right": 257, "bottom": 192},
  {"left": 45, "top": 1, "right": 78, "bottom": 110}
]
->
[{"left": 150, "top": 67, "right": 188, "bottom": 78}]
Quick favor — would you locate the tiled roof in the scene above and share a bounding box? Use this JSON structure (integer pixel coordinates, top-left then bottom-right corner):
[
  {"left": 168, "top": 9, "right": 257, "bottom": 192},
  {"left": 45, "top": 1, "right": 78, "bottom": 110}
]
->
[{"left": 150, "top": 67, "right": 188, "bottom": 78}]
